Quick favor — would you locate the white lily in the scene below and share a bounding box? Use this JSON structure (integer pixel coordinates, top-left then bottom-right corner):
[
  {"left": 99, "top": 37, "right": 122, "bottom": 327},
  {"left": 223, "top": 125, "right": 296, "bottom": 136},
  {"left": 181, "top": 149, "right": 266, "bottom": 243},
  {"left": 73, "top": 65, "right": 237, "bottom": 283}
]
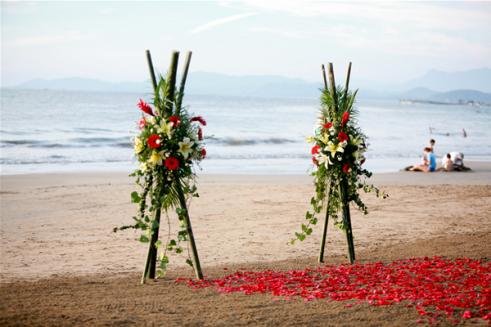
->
[{"left": 178, "top": 137, "right": 194, "bottom": 159}]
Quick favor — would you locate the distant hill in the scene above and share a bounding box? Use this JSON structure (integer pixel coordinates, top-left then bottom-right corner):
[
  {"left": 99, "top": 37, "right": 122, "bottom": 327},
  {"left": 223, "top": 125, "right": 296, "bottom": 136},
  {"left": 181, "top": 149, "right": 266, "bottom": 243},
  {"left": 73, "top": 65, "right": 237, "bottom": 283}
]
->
[
  {"left": 400, "top": 88, "right": 491, "bottom": 105},
  {"left": 9, "top": 67, "right": 491, "bottom": 101},
  {"left": 428, "top": 89, "right": 491, "bottom": 103},
  {"left": 402, "top": 68, "right": 491, "bottom": 93}
]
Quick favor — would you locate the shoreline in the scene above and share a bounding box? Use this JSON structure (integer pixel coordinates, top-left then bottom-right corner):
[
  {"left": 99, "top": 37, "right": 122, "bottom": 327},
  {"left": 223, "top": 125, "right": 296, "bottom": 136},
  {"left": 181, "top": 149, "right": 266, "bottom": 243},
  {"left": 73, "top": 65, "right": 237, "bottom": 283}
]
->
[{"left": 1, "top": 161, "right": 490, "bottom": 189}]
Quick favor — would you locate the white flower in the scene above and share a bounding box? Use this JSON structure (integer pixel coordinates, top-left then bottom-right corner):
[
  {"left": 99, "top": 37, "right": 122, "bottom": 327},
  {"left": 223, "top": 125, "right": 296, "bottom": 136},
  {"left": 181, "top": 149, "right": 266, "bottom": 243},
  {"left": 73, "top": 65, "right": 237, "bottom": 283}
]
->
[
  {"left": 317, "top": 153, "right": 333, "bottom": 168},
  {"left": 178, "top": 137, "right": 194, "bottom": 159}
]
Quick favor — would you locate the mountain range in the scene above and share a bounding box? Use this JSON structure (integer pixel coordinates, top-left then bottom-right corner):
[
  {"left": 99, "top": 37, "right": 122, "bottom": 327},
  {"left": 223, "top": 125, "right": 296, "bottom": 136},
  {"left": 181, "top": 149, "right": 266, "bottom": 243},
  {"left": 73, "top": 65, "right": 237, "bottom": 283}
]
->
[{"left": 9, "top": 68, "right": 491, "bottom": 103}]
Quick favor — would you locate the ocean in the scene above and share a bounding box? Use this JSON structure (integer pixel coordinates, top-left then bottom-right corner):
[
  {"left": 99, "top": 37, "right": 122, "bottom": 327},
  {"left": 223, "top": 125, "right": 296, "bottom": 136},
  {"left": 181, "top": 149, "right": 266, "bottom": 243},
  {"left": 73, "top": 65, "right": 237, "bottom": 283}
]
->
[{"left": 1, "top": 89, "right": 490, "bottom": 175}]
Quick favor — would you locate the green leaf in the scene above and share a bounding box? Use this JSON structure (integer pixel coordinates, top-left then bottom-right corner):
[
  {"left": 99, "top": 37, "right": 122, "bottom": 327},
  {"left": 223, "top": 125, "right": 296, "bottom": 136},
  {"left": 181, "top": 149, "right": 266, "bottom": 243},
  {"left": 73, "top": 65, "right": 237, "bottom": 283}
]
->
[
  {"left": 175, "top": 247, "right": 183, "bottom": 254},
  {"left": 155, "top": 240, "right": 162, "bottom": 248},
  {"left": 131, "top": 191, "right": 141, "bottom": 203},
  {"left": 176, "top": 208, "right": 187, "bottom": 217},
  {"left": 306, "top": 228, "right": 313, "bottom": 235},
  {"left": 168, "top": 239, "right": 177, "bottom": 246},
  {"left": 161, "top": 255, "right": 169, "bottom": 264},
  {"left": 295, "top": 232, "right": 306, "bottom": 241},
  {"left": 139, "top": 235, "right": 149, "bottom": 243},
  {"left": 185, "top": 259, "right": 193, "bottom": 267}
]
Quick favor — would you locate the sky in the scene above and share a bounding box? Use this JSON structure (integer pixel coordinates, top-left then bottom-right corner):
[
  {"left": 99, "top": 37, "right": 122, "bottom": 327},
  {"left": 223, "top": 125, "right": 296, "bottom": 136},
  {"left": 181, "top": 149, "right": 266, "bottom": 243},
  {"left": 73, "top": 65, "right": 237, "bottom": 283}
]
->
[{"left": 1, "top": 1, "right": 491, "bottom": 87}]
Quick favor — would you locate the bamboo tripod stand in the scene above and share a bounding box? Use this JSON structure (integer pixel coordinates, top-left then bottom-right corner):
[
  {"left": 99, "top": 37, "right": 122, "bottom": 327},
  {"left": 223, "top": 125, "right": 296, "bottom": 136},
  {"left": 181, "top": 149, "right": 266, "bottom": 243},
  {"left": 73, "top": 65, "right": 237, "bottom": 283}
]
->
[
  {"left": 318, "top": 62, "right": 356, "bottom": 264},
  {"left": 142, "top": 50, "right": 203, "bottom": 283}
]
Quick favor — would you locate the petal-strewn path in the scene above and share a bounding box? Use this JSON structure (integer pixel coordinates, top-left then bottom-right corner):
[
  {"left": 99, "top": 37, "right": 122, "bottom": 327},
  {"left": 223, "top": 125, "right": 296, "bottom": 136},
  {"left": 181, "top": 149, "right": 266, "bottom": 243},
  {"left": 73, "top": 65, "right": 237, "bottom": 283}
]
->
[{"left": 179, "top": 257, "right": 491, "bottom": 324}]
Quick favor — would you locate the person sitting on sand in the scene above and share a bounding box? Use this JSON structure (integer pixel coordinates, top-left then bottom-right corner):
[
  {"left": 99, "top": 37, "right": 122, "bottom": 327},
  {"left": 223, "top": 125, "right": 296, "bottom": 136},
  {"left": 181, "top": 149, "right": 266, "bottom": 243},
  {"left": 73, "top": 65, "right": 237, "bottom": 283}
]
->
[
  {"left": 409, "top": 147, "right": 436, "bottom": 172},
  {"left": 443, "top": 153, "right": 453, "bottom": 171},
  {"left": 422, "top": 139, "right": 436, "bottom": 163}
]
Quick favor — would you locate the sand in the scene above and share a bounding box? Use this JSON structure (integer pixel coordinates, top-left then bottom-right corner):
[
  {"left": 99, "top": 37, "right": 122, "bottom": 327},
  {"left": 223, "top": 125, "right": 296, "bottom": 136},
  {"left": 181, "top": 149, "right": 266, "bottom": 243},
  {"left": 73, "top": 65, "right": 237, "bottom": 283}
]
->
[{"left": 1, "top": 162, "right": 490, "bottom": 326}]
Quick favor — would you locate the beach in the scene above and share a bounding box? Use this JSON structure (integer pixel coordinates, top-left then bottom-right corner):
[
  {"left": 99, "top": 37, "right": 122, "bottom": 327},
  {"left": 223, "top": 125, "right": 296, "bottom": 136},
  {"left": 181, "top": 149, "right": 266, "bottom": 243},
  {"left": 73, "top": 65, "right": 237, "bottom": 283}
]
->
[{"left": 1, "top": 163, "right": 490, "bottom": 325}]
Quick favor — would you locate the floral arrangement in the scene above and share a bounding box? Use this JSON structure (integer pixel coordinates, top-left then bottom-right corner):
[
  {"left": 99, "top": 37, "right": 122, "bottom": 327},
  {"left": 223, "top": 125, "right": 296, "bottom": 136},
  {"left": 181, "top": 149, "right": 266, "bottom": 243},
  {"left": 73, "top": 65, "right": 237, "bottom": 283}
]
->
[
  {"left": 133, "top": 98, "right": 206, "bottom": 177},
  {"left": 293, "top": 83, "right": 386, "bottom": 243},
  {"left": 117, "top": 69, "right": 206, "bottom": 279}
]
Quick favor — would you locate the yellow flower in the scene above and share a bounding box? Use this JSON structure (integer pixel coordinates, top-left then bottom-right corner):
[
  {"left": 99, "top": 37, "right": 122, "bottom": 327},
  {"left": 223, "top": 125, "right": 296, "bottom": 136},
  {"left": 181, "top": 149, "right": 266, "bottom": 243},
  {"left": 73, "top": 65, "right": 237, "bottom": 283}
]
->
[
  {"left": 156, "top": 120, "right": 172, "bottom": 139},
  {"left": 306, "top": 136, "right": 316, "bottom": 144},
  {"left": 148, "top": 151, "right": 163, "bottom": 166},
  {"left": 319, "top": 133, "right": 330, "bottom": 145},
  {"left": 134, "top": 137, "right": 144, "bottom": 154},
  {"left": 326, "top": 141, "right": 344, "bottom": 157}
]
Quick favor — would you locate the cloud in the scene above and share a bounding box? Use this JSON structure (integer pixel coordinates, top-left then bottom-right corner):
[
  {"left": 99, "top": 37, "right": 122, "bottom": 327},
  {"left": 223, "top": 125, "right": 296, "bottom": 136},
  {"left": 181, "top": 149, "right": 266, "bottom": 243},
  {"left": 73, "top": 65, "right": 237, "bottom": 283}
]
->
[
  {"left": 238, "top": 1, "right": 491, "bottom": 31},
  {"left": 12, "top": 31, "right": 89, "bottom": 46},
  {"left": 191, "top": 12, "right": 256, "bottom": 34}
]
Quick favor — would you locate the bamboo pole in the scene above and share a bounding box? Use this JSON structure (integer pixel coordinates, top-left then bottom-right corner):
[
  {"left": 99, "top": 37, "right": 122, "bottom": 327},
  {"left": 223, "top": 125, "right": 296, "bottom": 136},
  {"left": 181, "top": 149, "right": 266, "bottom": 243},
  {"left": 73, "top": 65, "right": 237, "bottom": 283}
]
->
[
  {"left": 343, "top": 62, "right": 352, "bottom": 99},
  {"left": 175, "top": 51, "right": 192, "bottom": 115},
  {"left": 318, "top": 63, "right": 331, "bottom": 263},
  {"left": 175, "top": 180, "right": 203, "bottom": 279},
  {"left": 321, "top": 64, "right": 328, "bottom": 91},
  {"left": 318, "top": 183, "right": 332, "bottom": 263},
  {"left": 342, "top": 62, "right": 355, "bottom": 263},
  {"left": 142, "top": 51, "right": 180, "bottom": 282},
  {"left": 340, "top": 177, "right": 355, "bottom": 263},
  {"left": 146, "top": 50, "right": 158, "bottom": 92},
  {"left": 327, "top": 63, "right": 338, "bottom": 113},
  {"left": 147, "top": 51, "right": 180, "bottom": 280},
  {"left": 163, "top": 51, "right": 179, "bottom": 117},
  {"left": 141, "top": 50, "right": 160, "bottom": 283}
]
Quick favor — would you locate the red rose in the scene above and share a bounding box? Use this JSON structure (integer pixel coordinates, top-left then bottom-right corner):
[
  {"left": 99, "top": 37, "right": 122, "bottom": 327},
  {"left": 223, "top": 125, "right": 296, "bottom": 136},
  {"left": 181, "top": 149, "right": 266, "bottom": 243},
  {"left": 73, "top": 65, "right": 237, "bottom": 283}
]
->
[
  {"left": 138, "top": 99, "right": 154, "bottom": 116},
  {"left": 165, "top": 157, "right": 179, "bottom": 170},
  {"left": 311, "top": 145, "right": 320, "bottom": 155},
  {"left": 147, "top": 134, "right": 161, "bottom": 149},
  {"left": 198, "top": 127, "right": 203, "bottom": 141},
  {"left": 201, "top": 148, "right": 206, "bottom": 158},
  {"left": 342, "top": 163, "right": 350, "bottom": 173},
  {"left": 191, "top": 116, "right": 207, "bottom": 126},
  {"left": 341, "top": 111, "right": 349, "bottom": 126},
  {"left": 323, "top": 122, "right": 333, "bottom": 129},
  {"left": 138, "top": 117, "right": 146, "bottom": 130},
  {"left": 338, "top": 131, "right": 349, "bottom": 142},
  {"left": 169, "top": 115, "right": 181, "bottom": 127}
]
